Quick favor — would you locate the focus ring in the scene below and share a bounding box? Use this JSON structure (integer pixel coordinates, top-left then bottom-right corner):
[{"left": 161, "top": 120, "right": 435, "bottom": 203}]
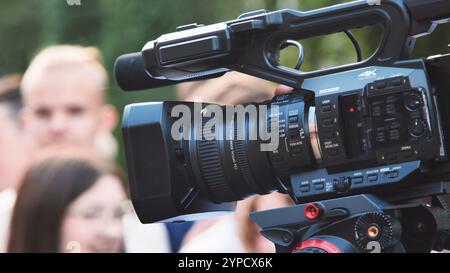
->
[
  {"left": 196, "top": 120, "right": 237, "bottom": 202},
  {"left": 233, "top": 117, "right": 262, "bottom": 195}
]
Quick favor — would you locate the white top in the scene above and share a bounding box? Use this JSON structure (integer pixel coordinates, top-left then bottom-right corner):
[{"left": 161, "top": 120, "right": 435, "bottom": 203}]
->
[
  {"left": 122, "top": 211, "right": 171, "bottom": 253},
  {"left": 0, "top": 188, "right": 16, "bottom": 252},
  {"left": 179, "top": 215, "right": 246, "bottom": 253}
]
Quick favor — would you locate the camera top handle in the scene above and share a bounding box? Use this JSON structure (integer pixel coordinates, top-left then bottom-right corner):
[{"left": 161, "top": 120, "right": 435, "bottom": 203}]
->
[{"left": 115, "top": 0, "right": 450, "bottom": 91}]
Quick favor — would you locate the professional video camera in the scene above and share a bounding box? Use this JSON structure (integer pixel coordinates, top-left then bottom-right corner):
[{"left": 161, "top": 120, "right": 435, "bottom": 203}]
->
[{"left": 115, "top": 0, "right": 450, "bottom": 253}]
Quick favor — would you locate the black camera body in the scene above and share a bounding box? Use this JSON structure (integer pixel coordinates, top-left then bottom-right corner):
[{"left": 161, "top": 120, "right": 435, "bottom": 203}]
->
[
  {"left": 116, "top": 0, "right": 450, "bottom": 252},
  {"left": 254, "top": 53, "right": 450, "bottom": 253},
  {"left": 287, "top": 59, "right": 444, "bottom": 203}
]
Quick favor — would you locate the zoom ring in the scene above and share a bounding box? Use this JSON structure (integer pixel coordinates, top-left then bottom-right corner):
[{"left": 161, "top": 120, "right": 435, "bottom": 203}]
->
[
  {"left": 196, "top": 122, "right": 237, "bottom": 202},
  {"left": 233, "top": 118, "right": 261, "bottom": 195}
]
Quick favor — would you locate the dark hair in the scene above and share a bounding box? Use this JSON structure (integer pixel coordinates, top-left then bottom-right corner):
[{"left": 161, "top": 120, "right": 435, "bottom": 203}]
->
[
  {"left": 7, "top": 154, "right": 117, "bottom": 253},
  {"left": 0, "top": 74, "right": 23, "bottom": 125}
]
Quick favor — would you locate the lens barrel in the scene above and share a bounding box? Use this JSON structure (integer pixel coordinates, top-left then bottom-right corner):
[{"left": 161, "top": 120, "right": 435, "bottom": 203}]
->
[
  {"left": 189, "top": 92, "right": 319, "bottom": 202},
  {"left": 122, "top": 92, "right": 320, "bottom": 222}
]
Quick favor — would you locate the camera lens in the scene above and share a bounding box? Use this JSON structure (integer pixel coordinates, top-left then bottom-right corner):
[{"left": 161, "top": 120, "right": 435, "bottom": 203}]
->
[
  {"left": 121, "top": 93, "right": 321, "bottom": 222},
  {"left": 189, "top": 93, "right": 319, "bottom": 202}
]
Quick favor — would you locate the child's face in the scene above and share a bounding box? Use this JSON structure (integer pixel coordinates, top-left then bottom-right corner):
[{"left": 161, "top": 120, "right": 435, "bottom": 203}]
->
[{"left": 23, "top": 69, "right": 108, "bottom": 152}]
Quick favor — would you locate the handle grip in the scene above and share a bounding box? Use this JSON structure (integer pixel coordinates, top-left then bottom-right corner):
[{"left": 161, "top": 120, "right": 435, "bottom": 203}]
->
[
  {"left": 114, "top": 0, "right": 450, "bottom": 91},
  {"left": 115, "top": 52, "right": 227, "bottom": 91},
  {"left": 232, "top": 0, "right": 412, "bottom": 87},
  {"left": 404, "top": 0, "right": 450, "bottom": 21}
]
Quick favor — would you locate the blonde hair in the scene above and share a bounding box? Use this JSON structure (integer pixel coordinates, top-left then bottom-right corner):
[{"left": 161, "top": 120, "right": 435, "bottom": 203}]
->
[
  {"left": 21, "top": 45, "right": 108, "bottom": 101},
  {"left": 0, "top": 74, "right": 21, "bottom": 97}
]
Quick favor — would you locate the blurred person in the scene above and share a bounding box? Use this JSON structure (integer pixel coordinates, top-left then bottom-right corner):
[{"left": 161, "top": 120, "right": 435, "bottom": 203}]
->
[
  {"left": 8, "top": 152, "right": 127, "bottom": 253},
  {"left": 0, "top": 74, "right": 30, "bottom": 252},
  {"left": 18, "top": 45, "right": 171, "bottom": 253},
  {"left": 0, "top": 74, "right": 28, "bottom": 190},
  {"left": 20, "top": 45, "right": 118, "bottom": 160},
  {"left": 179, "top": 192, "right": 294, "bottom": 253}
]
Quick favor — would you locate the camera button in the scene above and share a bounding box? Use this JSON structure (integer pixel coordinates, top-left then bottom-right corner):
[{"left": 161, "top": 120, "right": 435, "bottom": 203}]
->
[
  {"left": 385, "top": 104, "right": 396, "bottom": 115},
  {"left": 176, "top": 23, "right": 202, "bottom": 31},
  {"left": 409, "top": 119, "right": 426, "bottom": 137},
  {"left": 388, "top": 129, "right": 400, "bottom": 140},
  {"left": 322, "top": 118, "right": 334, "bottom": 126},
  {"left": 375, "top": 81, "right": 387, "bottom": 89},
  {"left": 289, "top": 131, "right": 300, "bottom": 142},
  {"left": 289, "top": 116, "right": 298, "bottom": 123},
  {"left": 300, "top": 184, "right": 311, "bottom": 193},
  {"left": 372, "top": 105, "right": 382, "bottom": 117},
  {"left": 390, "top": 121, "right": 401, "bottom": 129},
  {"left": 314, "top": 182, "right": 325, "bottom": 191},
  {"left": 375, "top": 131, "right": 386, "bottom": 142},
  {"left": 333, "top": 178, "right": 351, "bottom": 193},
  {"left": 351, "top": 177, "right": 364, "bottom": 184},
  {"left": 368, "top": 174, "right": 378, "bottom": 182},
  {"left": 392, "top": 78, "right": 404, "bottom": 86},
  {"left": 321, "top": 105, "right": 332, "bottom": 113},
  {"left": 385, "top": 171, "right": 399, "bottom": 179},
  {"left": 405, "top": 94, "right": 421, "bottom": 111}
]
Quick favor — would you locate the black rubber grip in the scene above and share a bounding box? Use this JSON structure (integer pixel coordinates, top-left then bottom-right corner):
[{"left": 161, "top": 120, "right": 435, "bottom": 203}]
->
[{"left": 114, "top": 52, "right": 177, "bottom": 91}]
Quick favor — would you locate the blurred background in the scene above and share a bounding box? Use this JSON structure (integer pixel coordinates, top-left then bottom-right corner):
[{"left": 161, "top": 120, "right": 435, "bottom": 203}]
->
[{"left": 1, "top": 0, "right": 449, "bottom": 169}]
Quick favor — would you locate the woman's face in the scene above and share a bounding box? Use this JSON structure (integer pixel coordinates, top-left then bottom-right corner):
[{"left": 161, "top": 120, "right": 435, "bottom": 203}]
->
[{"left": 60, "top": 175, "right": 127, "bottom": 253}]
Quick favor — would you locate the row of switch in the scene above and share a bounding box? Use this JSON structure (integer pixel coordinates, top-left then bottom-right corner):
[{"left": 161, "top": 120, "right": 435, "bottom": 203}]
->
[
  {"left": 321, "top": 101, "right": 334, "bottom": 128},
  {"left": 373, "top": 77, "right": 405, "bottom": 90},
  {"left": 299, "top": 171, "right": 400, "bottom": 193},
  {"left": 287, "top": 115, "right": 305, "bottom": 157},
  {"left": 300, "top": 182, "right": 324, "bottom": 193},
  {"left": 320, "top": 103, "right": 333, "bottom": 127},
  {"left": 372, "top": 97, "right": 421, "bottom": 118},
  {"left": 375, "top": 128, "right": 401, "bottom": 142},
  {"left": 372, "top": 104, "right": 398, "bottom": 117},
  {"left": 319, "top": 102, "right": 341, "bottom": 158}
]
